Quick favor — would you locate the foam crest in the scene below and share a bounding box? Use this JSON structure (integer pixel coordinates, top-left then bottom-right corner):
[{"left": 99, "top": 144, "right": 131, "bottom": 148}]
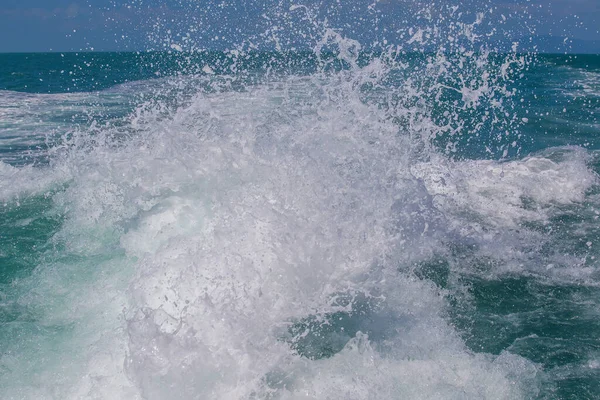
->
[{"left": 412, "top": 147, "right": 597, "bottom": 228}]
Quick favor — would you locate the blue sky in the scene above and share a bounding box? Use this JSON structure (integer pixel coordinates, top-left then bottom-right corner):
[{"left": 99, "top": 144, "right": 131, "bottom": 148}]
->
[{"left": 0, "top": 0, "right": 598, "bottom": 52}]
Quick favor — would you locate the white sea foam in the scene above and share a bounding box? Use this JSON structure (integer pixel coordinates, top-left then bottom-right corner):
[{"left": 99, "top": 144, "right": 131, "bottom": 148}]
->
[{"left": 412, "top": 147, "right": 597, "bottom": 229}]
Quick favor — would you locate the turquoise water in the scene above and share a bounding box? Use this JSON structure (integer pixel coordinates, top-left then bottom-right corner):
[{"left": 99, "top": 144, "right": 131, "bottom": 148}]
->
[{"left": 1, "top": 36, "right": 600, "bottom": 400}]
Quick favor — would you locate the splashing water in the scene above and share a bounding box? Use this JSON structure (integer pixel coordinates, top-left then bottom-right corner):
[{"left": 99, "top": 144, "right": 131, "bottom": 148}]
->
[{"left": 1, "top": 2, "right": 600, "bottom": 399}]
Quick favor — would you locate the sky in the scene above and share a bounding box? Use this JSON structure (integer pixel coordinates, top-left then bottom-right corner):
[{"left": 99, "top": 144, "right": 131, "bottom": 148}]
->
[{"left": 0, "top": 0, "right": 599, "bottom": 53}]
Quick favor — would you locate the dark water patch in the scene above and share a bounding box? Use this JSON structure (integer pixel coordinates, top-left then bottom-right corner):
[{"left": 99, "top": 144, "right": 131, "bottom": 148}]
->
[
  {"left": 287, "top": 311, "right": 364, "bottom": 360},
  {"left": 412, "top": 257, "right": 451, "bottom": 289},
  {"left": 0, "top": 194, "right": 64, "bottom": 284},
  {"left": 447, "top": 274, "right": 600, "bottom": 399},
  {"left": 285, "top": 293, "right": 404, "bottom": 360}
]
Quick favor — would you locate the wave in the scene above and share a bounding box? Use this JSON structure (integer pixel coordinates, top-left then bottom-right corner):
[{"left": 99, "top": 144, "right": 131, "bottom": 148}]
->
[{"left": 1, "top": 5, "right": 599, "bottom": 399}]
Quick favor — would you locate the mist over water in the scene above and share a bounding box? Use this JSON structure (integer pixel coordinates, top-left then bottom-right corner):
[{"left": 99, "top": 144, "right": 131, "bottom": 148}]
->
[{"left": 1, "top": 1, "right": 600, "bottom": 399}]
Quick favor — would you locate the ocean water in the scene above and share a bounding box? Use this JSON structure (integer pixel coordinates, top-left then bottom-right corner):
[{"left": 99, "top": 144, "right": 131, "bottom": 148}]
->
[{"left": 1, "top": 16, "right": 600, "bottom": 400}]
